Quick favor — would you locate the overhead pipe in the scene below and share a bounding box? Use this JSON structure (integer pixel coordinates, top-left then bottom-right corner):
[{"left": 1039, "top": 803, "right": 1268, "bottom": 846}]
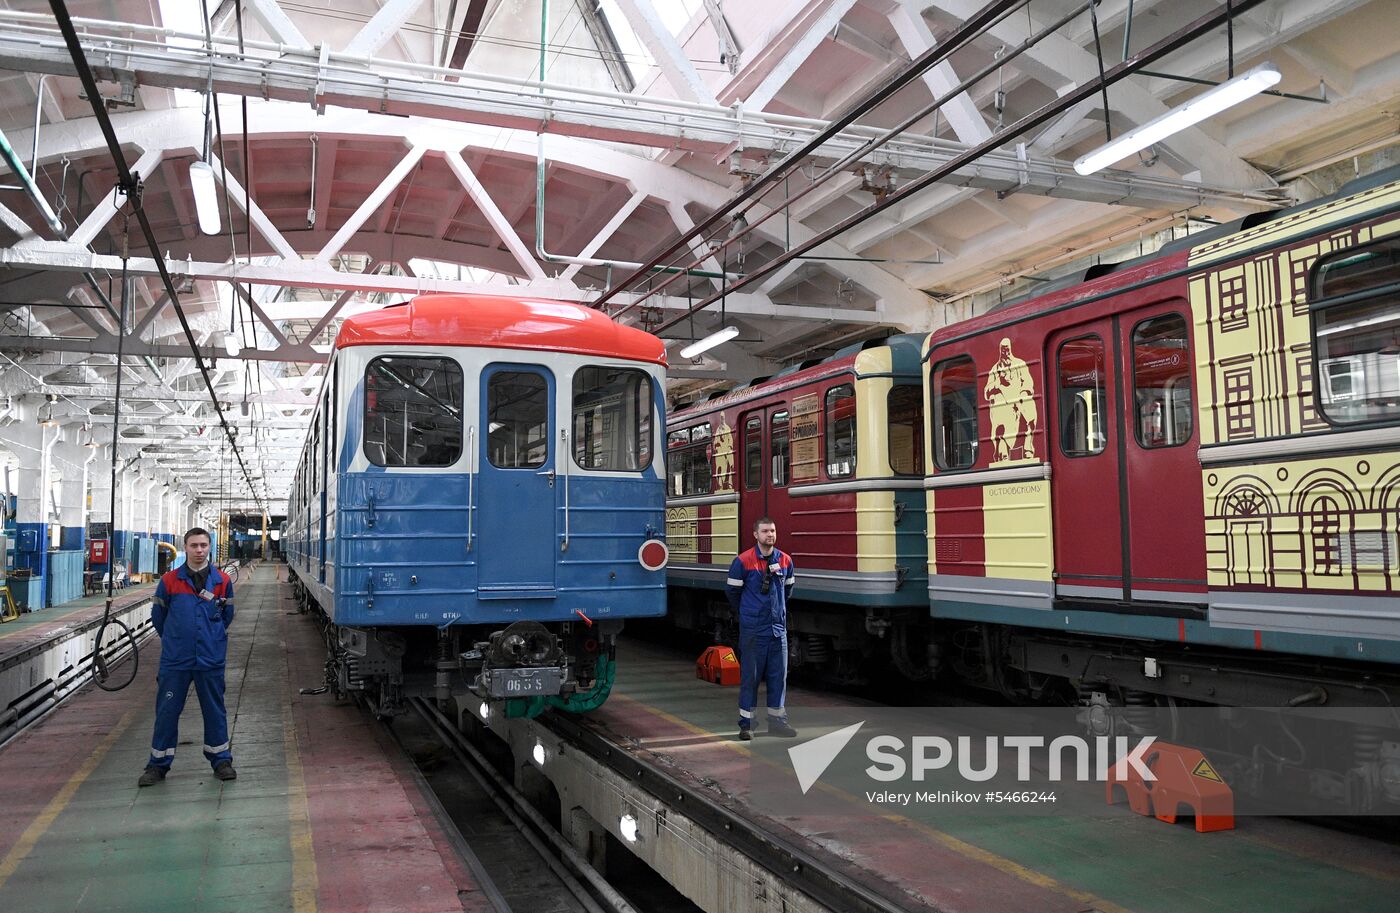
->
[
  {"left": 610, "top": 0, "right": 1098, "bottom": 322},
  {"left": 590, "top": 0, "right": 1029, "bottom": 311},
  {"left": 649, "top": 0, "right": 1274, "bottom": 336},
  {"left": 0, "top": 124, "right": 63, "bottom": 233},
  {"left": 531, "top": 0, "right": 735, "bottom": 281}
]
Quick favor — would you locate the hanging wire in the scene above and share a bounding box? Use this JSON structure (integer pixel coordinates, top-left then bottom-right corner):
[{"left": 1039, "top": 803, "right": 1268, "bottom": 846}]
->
[
  {"left": 1088, "top": 0, "right": 1113, "bottom": 143},
  {"left": 94, "top": 210, "right": 138, "bottom": 692}
]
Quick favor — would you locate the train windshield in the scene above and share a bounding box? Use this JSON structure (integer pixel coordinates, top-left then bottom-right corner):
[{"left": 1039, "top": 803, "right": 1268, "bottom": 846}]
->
[
  {"left": 1312, "top": 239, "right": 1400, "bottom": 425},
  {"left": 572, "top": 367, "right": 654, "bottom": 471},
  {"left": 363, "top": 355, "right": 464, "bottom": 467}
]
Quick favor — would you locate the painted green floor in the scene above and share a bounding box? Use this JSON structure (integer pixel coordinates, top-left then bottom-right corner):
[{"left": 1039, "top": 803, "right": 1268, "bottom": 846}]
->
[
  {"left": 610, "top": 639, "right": 1400, "bottom": 913},
  {"left": 0, "top": 567, "right": 295, "bottom": 913}
]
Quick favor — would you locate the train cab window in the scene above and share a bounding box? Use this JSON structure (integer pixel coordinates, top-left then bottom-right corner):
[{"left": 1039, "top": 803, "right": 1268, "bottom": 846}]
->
[
  {"left": 1132, "top": 314, "right": 1193, "bottom": 448},
  {"left": 824, "top": 385, "right": 856, "bottom": 479},
  {"left": 888, "top": 384, "right": 923, "bottom": 475},
  {"left": 364, "top": 356, "right": 464, "bottom": 467},
  {"left": 666, "top": 423, "right": 712, "bottom": 496},
  {"left": 932, "top": 356, "right": 977, "bottom": 470},
  {"left": 1057, "top": 336, "right": 1107, "bottom": 457},
  {"left": 744, "top": 416, "right": 762, "bottom": 491},
  {"left": 487, "top": 371, "right": 549, "bottom": 469},
  {"left": 1312, "top": 239, "right": 1400, "bottom": 425},
  {"left": 771, "top": 411, "right": 791, "bottom": 487},
  {"left": 572, "top": 367, "right": 653, "bottom": 471}
]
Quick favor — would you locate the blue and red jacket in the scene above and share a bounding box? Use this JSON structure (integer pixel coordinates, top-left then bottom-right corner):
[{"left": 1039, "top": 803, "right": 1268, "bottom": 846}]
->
[
  {"left": 726, "top": 547, "right": 795, "bottom": 636},
  {"left": 152, "top": 563, "right": 235, "bottom": 670}
]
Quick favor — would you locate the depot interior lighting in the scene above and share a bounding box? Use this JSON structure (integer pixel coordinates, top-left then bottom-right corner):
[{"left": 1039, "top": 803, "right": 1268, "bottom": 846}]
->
[
  {"left": 678, "top": 325, "right": 740, "bottom": 360},
  {"left": 223, "top": 330, "right": 241, "bottom": 358},
  {"left": 1073, "top": 63, "right": 1282, "bottom": 176},
  {"left": 618, "top": 813, "right": 639, "bottom": 843},
  {"left": 188, "top": 159, "right": 221, "bottom": 235}
]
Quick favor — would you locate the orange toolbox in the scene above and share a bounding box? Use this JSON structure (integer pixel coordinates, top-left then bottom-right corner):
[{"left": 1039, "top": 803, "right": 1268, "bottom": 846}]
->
[{"left": 696, "top": 646, "right": 741, "bottom": 686}]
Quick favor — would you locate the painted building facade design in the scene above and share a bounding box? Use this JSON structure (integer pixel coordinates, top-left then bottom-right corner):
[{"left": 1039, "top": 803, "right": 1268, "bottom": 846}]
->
[{"left": 1191, "top": 181, "right": 1400, "bottom": 601}]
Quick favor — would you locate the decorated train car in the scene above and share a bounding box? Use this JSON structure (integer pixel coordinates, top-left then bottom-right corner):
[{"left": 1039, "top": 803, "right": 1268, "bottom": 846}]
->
[
  {"left": 285, "top": 294, "right": 669, "bottom": 717},
  {"left": 665, "top": 334, "right": 932, "bottom": 679},
  {"left": 922, "top": 165, "right": 1400, "bottom": 712}
]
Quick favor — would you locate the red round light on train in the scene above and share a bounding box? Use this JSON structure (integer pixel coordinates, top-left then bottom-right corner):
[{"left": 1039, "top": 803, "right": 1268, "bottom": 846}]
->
[{"left": 638, "top": 539, "right": 668, "bottom": 572}]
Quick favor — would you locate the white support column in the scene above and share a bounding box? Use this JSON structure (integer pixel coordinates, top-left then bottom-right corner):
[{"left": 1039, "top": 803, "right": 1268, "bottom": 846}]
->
[
  {"left": 90, "top": 448, "right": 113, "bottom": 529},
  {"left": 560, "top": 190, "right": 648, "bottom": 282},
  {"left": 53, "top": 432, "right": 88, "bottom": 552},
  {"left": 887, "top": 7, "right": 991, "bottom": 145},
  {"left": 246, "top": 0, "right": 312, "bottom": 48},
  {"left": 315, "top": 146, "right": 426, "bottom": 263},
  {"left": 207, "top": 152, "right": 300, "bottom": 260},
  {"left": 7, "top": 409, "right": 55, "bottom": 605},
  {"left": 609, "top": 0, "right": 717, "bottom": 104},
  {"left": 343, "top": 0, "right": 428, "bottom": 58},
  {"left": 745, "top": 0, "right": 860, "bottom": 112},
  {"left": 444, "top": 150, "right": 548, "bottom": 281},
  {"left": 66, "top": 148, "right": 165, "bottom": 248}
]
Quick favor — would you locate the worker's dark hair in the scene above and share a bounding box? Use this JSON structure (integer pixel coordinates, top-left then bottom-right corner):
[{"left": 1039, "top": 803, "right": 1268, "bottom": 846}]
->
[
  {"left": 753, "top": 517, "right": 776, "bottom": 531},
  {"left": 184, "top": 527, "right": 212, "bottom": 544}
]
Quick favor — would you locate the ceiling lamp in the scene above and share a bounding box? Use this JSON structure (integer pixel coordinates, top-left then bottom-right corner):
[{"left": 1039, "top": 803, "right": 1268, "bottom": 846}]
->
[
  {"left": 1073, "top": 63, "right": 1282, "bottom": 176},
  {"left": 678, "top": 326, "right": 740, "bottom": 360},
  {"left": 189, "top": 159, "right": 221, "bottom": 235},
  {"left": 223, "top": 330, "right": 241, "bottom": 357}
]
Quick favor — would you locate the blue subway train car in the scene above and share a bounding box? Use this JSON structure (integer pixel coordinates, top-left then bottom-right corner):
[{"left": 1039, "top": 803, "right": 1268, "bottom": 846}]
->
[{"left": 285, "top": 294, "right": 669, "bottom": 717}]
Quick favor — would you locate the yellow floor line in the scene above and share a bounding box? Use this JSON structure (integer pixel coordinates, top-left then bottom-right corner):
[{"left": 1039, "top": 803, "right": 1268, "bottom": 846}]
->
[
  {"left": 0, "top": 705, "right": 140, "bottom": 890},
  {"left": 612, "top": 692, "right": 1137, "bottom": 913},
  {"left": 281, "top": 596, "right": 319, "bottom": 913}
]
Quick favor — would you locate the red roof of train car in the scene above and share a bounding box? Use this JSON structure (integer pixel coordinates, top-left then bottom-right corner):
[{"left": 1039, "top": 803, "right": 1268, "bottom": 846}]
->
[{"left": 335, "top": 294, "right": 667, "bottom": 366}]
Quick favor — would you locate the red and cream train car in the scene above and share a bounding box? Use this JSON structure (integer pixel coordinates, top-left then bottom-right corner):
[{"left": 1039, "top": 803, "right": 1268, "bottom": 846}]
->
[
  {"left": 922, "top": 165, "right": 1400, "bottom": 707},
  {"left": 665, "top": 335, "right": 932, "bottom": 678}
]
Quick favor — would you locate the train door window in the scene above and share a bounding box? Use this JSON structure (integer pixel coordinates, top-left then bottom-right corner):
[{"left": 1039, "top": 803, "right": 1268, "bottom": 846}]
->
[
  {"left": 1057, "top": 335, "right": 1107, "bottom": 456},
  {"left": 888, "top": 384, "right": 923, "bottom": 475},
  {"left": 824, "top": 385, "right": 856, "bottom": 479},
  {"left": 1132, "top": 314, "right": 1193, "bottom": 448},
  {"left": 364, "top": 355, "right": 464, "bottom": 467},
  {"left": 771, "top": 411, "right": 791, "bottom": 487},
  {"left": 487, "top": 371, "right": 548, "bottom": 468},
  {"left": 666, "top": 423, "right": 712, "bottom": 496},
  {"left": 572, "top": 367, "right": 653, "bottom": 471},
  {"left": 1311, "top": 239, "right": 1400, "bottom": 425},
  {"left": 932, "top": 356, "right": 977, "bottom": 470},
  {"left": 744, "top": 416, "right": 762, "bottom": 491}
]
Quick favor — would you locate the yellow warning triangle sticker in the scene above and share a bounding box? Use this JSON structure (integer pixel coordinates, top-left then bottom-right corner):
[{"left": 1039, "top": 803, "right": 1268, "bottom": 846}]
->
[{"left": 1192, "top": 758, "right": 1223, "bottom": 782}]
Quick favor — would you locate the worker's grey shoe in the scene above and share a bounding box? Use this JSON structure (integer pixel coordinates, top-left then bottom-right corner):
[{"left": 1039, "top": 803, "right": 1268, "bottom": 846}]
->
[
  {"left": 213, "top": 761, "right": 237, "bottom": 781},
  {"left": 137, "top": 766, "right": 167, "bottom": 787},
  {"left": 738, "top": 727, "right": 753, "bottom": 741},
  {"left": 768, "top": 721, "right": 799, "bottom": 738}
]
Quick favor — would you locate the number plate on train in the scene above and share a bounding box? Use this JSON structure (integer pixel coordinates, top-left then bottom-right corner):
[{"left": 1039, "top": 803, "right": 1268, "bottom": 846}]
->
[{"left": 484, "top": 667, "right": 563, "bottom": 698}]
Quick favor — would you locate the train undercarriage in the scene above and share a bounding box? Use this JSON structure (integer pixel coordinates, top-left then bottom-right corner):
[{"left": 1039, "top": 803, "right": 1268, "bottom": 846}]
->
[{"left": 287, "top": 571, "right": 620, "bottom": 719}]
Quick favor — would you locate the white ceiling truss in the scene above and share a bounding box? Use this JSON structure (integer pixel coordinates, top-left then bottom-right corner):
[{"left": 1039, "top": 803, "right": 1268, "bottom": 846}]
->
[{"left": 0, "top": 0, "right": 1393, "bottom": 508}]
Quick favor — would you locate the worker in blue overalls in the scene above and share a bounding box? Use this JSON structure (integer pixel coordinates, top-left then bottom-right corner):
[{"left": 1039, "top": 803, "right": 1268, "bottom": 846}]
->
[
  {"left": 138, "top": 527, "right": 237, "bottom": 786},
  {"left": 726, "top": 517, "right": 797, "bottom": 741}
]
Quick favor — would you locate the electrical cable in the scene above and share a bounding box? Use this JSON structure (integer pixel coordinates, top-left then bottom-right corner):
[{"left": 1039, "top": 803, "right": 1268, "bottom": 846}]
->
[
  {"left": 46, "top": 0, "right": 266, "bottom": 518},
  {"left": 93, "top": 216, "right": 138, "bottom": 692}
]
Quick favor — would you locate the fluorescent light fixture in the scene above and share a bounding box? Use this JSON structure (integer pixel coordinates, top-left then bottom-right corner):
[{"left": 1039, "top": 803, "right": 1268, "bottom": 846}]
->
[
  {"left": 678, "top": 325, "right": 740, "bottom": 359},
  {"left": 619, "top": 813, "right": 639, "bottom": 843},
  {"left": 189, "top": 159, "right": 221, "bottom": 235},
  {"left": 1073, "top": 63, "right": 1281, "bottom": 176},
  {"left": 223, "top": 330, "right": 241, "bottom": 357}
]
